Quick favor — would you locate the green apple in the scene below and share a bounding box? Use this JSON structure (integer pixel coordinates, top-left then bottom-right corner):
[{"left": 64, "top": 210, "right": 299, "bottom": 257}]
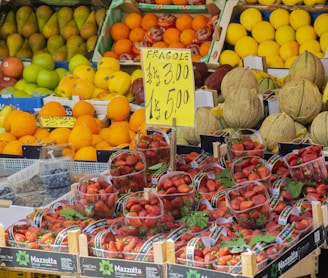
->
[
  {"left": 0, "top": 86, "right": 16, "bottom": 94},
  {"left": 55, "top": 67, "right": 69, "bottom": 80},
  {"left": 13, "top": 89, "right": 30, "bottom": 97},
  {"left": 34, "top": 87, "right": 53, "bottom": 96},
  {"left": 14, "top": 79, "right": 28, "bottom": 91},
  {"left": 36, "top": 69, "right": 60, "bottom": 90},
  {"left": 23, "top": 64, "right": 43, "bottom": 83},
  {"left": 32, "top": 52, "right": 55, "bottom": 70},
  {"left": 24, "top": 83, "right": 38, "bottom": 96},
  {"left": 68, "top": 54, "right": 91, "bottom": 73}
]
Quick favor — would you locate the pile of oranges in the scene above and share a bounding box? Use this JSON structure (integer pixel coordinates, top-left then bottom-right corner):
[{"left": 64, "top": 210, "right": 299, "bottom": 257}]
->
[
  {"left": 104, "top": 12, "right": 219, "bottom": 62},
  {"left": 0, "top": 98, "right": 147, "bottom": 161}
]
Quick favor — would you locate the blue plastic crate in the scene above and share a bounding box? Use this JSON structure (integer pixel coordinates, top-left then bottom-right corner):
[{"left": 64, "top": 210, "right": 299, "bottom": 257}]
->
[{"left": 0, "top": 93, "right": 49, "bottom": 113}]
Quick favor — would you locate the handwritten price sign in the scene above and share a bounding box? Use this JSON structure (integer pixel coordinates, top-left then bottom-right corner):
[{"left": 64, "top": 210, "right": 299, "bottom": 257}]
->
[
  {"left": 39, "top": 116, "right": 76, "bottom": 128},
  {"left": 141, "top": 48, "right": 195, "bottom": 127}
]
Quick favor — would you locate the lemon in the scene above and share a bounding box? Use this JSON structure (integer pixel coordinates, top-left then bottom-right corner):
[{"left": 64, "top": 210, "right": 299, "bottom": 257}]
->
[
  {"left": 258, "top": 40, "right": 280, "bottom": 57},
  {"left": 299, "top": 39, "right": 322, "bottom": 54},
  {"left": 73, "top": 65, "right": 95, "bottom": 84},
  {"left": 225, "top": 23, "right": 247, "bottom": 45},
  {"left": 239, "top": 8, "right": 263, "bottom": 31},
  {"left": 295, "top": 25, "right": 317, "bottom": 45},
  {"left": 219, "top": 49, "right": 241, "bottom": 67},
  {"left": 252, "top": 21, "right": 275, "bottom": 43},
  {"left": 284, "top": 56, "right": 297, "bottom": 68},
  {"left": 234, "top": 36, "right": 259, "bottom": 58},
  {"left": 97, "top": 57, "right": 120, "bottom": 72},
  {"left": 281, "top": 0, "right": 302, "bottom": 5},
  {"left": 94, "top": 68, "right": 115, "bottom": 90},
  {"left": 108, "top": 70, "right": 131, "bottom": 96},
  {"left": 275, "top": 25, "right": 296, "bottom": 46},
  {"left": 279, "top": 40, "right": 300, "bottom": 61},
  {"left": 314, "top": 14, "right": 328, "bottom": 37},
  {"left": 258, "top": 0, "right": 281, "bottom": 4},
  {"left": 320, "top": 31, "right": 328, "bottom": 53},
  {"left": 244, "top": 0, "right": 257, "bottom": 4},
  {"left": 289, "top": 9, "right": 311, "bottom": 31},
  {"left": 269, "top": 8, "right": 290, "bottom": 30},
  {"left": 266, "top": 55, "right": 285, "bottom": 68}
]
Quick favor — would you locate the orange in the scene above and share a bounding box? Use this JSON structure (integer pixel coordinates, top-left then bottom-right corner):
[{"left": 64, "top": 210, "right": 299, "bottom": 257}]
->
[
  {"left": 62, "top": 147, "right": 74, "bottom": 158},
  {"left": 18, "top": 135, "right": 35, "bottom": 145},
  {"left": 155, "top": 0, "right": 172, "bottom": 4},
  {"left": 99, "top": 127, "right": 111, "bottom": 140},
  {"left": 110, "top": 22, "right": 130, "bottom": 41},
  {"left": 180, "top": 29, "right": 196, "bottom": 46},
  {"left": 95, "top": 140, "right": 112, "bottom": 150},
  {"left": 39, "top": 101, "right": 66, "bottom": 117},
  {"left": 92, "top": 134, "right": 104, "bottom": 146},
  {"left": 9, "top": 111, "right": 37, "bottom": 138},
  {"left": 2, "top": 140, "right": 23, "bottom": 156},
  {"left": 113, "top": 39, "right": 133, "bottom": 56},
  {"left": 129, "top": 108, "right": 146, "bottom": 133},
  {"left": 109, "top": 121, "right": 130, "bottom": 130},
  {"left": 141, "top": 14, "right": 158, "bottom": 31},
  {"left": 74, "top": 114, "right": 100, "bottom": 134},
  {"left": 163, "top": 28, "right": 181, "bottom": 45},
  {"left": 199, "top": 41, "right": 212, "bottom": 56},
  {"left": 0, "top": 132, "right": 17, "bottom": 142},
  {"left": 139, "top": 121, "right": 147, "bottom": 136},
  {"left": 4, "top": 110, "right": 26, "bottom": 132},
  {"left": 129, "top": 130, "right": 136, "bottom": 141},
  {"left": 103, "top": 51, "right": 119, "bottom": 59},
  {"left": 72, "top": 100, "right": 95, "bottom": 117},
  {"left": 49, "top": 127, "right": 71, "bottom": 144},
  {"left": 68, "top": 124, "right": 93, "bottom": 150},
  {"left": 172, "top": 0, "right": 188, "bottom": 4},
  {"left": 0, "top": 141, "right": 6, "bottom": 153},
  {"left": 108, "top": 125, "right": 131, "bottom": 147},
  {"left": 124, "top": 13, "right": 143, "bottom": 29},
  {"left": 152, "top": 41, "right": 168, "bottom": 48},
  {"left": 169, "top": 42, "right": 185, "bottom": 48},
  {"left": 192, "top": 55, "right": 202, "bottom": 62},
  {"left": 33, "top": 128, "right": 50, "bottom": 142},
  {"left": 192, "top": 15, "right": 209, "bottom": 31},
  {"left": 74, "top": 146, "right": 97, "bottom": 161},
  {"left": 176, "top": 14, "right": 193, "bottom": 32},
  {"left": 106, "top": 96, "right": 130, "bottom": 121},
  {"left": 129, "top": 27, "right": 146, "bottom": 42}
]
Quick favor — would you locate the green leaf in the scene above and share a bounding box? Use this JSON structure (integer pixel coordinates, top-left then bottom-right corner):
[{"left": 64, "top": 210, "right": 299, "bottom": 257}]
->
[
  {"left": 249, "top": 233, "right": 276, "bottom": 245},
  {"left": 147, "top": 162, "right": 168, "bottom": 172},
  {"left": 181, "top": 211, "right": 208, "bottom": 229},
  {"left": 59, "top": 208, "right": 88, "bottom": 220},
  {"left": 215, "top": 168, "right": 234, "bottom": 187},
  {"left": 219, "top": 237, "right": 247, "bottom": 250},
  {"left": 285, "top": 178, "right": 309, "bottom": 198}
]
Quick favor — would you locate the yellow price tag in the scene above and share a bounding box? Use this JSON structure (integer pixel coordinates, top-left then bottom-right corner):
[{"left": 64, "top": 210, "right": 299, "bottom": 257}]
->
[
  {"left": 141, "top": 48, "right": 195, "bottom": 127},
  {"left": 39, "top": 116, "right": 76, "bottom": 128}
]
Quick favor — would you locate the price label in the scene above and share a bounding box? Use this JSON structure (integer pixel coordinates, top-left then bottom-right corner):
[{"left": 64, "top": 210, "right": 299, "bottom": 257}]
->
[
  {"left": 141, "top": 48, "right": 195, "bottom": 127},
  {"left": 39, "top": 116, "right": 76, "bottom": 128}
]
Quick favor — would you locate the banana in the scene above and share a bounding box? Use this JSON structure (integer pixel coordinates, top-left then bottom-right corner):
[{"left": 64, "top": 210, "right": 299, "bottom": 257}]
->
[
  {"left": 211, "top": 103, "right": 224, "bottom": 118},
  {"left": 322, "top": 82, "right": 328, "bottom": 104},
  {"left": 251, "top": 69, "right": 285, "bottom": 88},
  {"left": 251, "top": 69, "right": 271, "bottom": 82}
]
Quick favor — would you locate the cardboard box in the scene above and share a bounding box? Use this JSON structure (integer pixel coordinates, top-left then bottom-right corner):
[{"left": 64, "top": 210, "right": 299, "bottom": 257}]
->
[
  {"left": 207, "top": 0, "right": 328, "bottom": 69},
  {"left": 92, "top": 0, "right": 226, "bottom": 64}
]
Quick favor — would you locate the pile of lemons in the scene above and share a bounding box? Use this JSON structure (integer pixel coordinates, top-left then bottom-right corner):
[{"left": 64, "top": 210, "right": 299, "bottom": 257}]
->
[{"left": 219, "top": 7, "right": 328, "bottom": 68}]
